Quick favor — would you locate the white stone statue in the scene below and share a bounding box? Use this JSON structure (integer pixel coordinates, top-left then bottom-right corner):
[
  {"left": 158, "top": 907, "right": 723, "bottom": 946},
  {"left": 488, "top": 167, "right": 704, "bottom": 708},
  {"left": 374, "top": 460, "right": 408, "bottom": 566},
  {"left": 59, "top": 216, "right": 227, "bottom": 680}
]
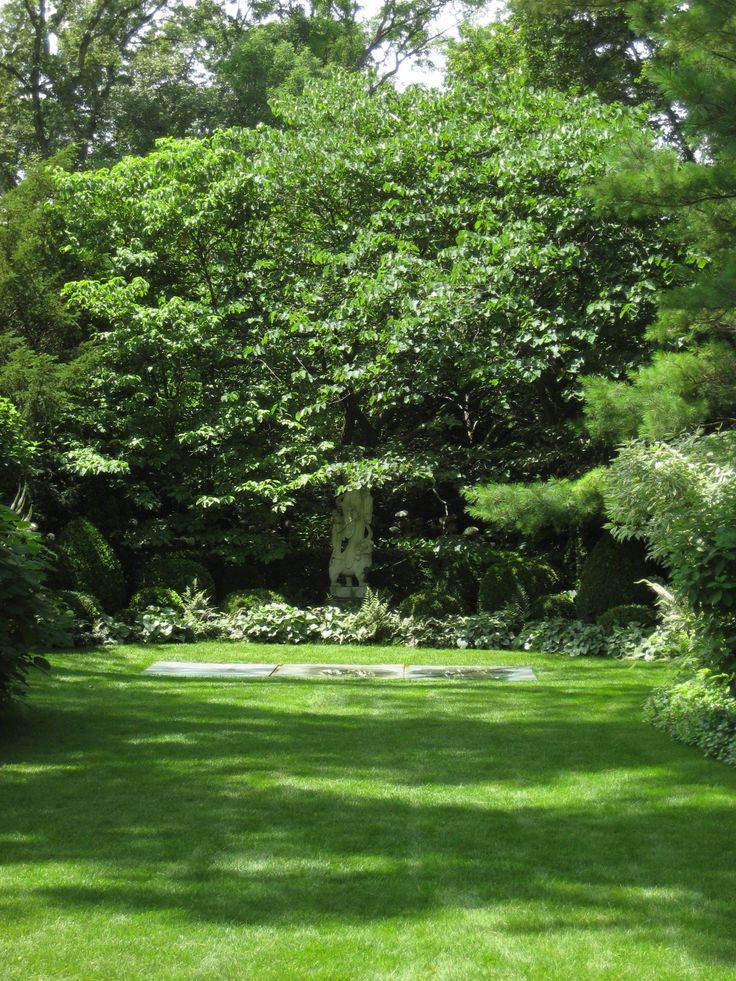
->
[{"left": 329, "top": 488, "right": 373, "bottom": 597}]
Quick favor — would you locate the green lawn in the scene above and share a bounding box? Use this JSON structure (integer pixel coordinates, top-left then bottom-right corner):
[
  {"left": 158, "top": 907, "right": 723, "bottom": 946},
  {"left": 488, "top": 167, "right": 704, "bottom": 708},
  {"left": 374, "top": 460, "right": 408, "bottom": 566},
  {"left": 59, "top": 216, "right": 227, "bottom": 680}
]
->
[{"left": 2, "top": 643, "right": 736, "bottom": 980}]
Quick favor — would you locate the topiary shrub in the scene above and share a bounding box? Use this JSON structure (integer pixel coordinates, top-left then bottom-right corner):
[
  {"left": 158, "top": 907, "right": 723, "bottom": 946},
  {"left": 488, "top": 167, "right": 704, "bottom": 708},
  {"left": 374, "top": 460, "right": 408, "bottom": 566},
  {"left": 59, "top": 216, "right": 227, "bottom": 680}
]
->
[
  {"left": 56, "top": 518, "right": 125, "bottom": 613},
  {"left": 223, "top": 589, "right": 286, "bottom": 614},
  {"left": 598, "top": 604, "right": 656, "bottom": 633},
  {"left": 399, "top": 589, "right": 463, "bottom": 619},
  {"left": 530, "top": 592, "right": 576, "bottom": 620},
  {"left": 576, "top": 532, "right": 653, "bottom": 622},
  {"left": 56, "top": 589, "right": 103, "bottom": 625},
  {"left": 129, "top": 587, "right": 184, "bottom": 613},
  {"left": 138, "top": 555, "right": 215, "bottom": 600},
  {"left": 520, "top": 558, "right": 559, "bottom": 602},
  {"left": 477, "top": 556, "right": 521, "bottom": 614}
]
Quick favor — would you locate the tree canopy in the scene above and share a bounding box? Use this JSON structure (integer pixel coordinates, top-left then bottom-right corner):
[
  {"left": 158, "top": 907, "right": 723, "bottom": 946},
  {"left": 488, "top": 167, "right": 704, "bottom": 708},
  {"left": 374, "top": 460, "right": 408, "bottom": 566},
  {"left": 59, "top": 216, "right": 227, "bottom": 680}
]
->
[{"left": 39, "top": 69, "right": 667, "bottom": 559}]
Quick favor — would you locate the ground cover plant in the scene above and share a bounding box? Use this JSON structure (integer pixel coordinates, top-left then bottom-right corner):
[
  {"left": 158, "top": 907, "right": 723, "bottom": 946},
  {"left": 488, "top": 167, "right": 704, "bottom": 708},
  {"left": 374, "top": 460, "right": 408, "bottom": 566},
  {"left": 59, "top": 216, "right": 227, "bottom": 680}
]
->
[{"left": 1, "top": 643, "right": 735, "bottom": 980}]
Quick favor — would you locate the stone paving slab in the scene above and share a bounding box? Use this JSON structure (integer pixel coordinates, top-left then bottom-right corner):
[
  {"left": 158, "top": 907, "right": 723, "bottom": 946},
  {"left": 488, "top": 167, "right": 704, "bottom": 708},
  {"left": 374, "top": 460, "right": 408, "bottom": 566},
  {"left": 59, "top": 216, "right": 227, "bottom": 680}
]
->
[
  {"left": 405, "top": 665, "right": 537, "bottom": 681},
  {"left": 144, "top": 661, "right": 537, "bottom": 681},
  {"left": 144, "top": 661, "right": 278, "bottom": 677},
  {"left": 274, "top": 663, "right": 405, "bottom": 679}
]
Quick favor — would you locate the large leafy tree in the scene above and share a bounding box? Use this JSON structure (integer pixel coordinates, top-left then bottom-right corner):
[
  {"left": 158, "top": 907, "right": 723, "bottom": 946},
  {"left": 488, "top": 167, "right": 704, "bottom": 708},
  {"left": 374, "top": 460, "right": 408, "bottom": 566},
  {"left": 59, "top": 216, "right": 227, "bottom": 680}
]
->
[
  {"left": 49, "top": 70, "right": 666, "bottom": 559},
  {"left": 488, "top": 1, "right": 697, "bottom": 157},
  {"left": 0, "top": 0, "right": 486, "bottom": 184}
]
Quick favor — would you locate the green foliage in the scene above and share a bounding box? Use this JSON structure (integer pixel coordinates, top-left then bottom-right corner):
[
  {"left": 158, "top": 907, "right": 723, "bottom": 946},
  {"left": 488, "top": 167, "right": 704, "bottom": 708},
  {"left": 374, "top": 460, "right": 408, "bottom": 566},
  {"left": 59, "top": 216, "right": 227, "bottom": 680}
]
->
[
  {"left": 466, "top": 468, "right": 606, "bottom": 537},
  {"left": 644, "top": 672, "right": 736, "bottom": 767},
  {"left": 56, "top": 590, "right": 103, "bottom": 625},
  {"left": 399, "top": 590, "right": 463, "bottom": 620},
  {"left": 516, "top": 619, "right": 610, "bottom": 659},
  {"left": 478, "top": 552, "right": 557, "bottom": 615},
  {"left": 605, "top": 432, "right": 736, "bottom": 674},
  {"left": 0, "top": 396, "right": 34, "bottom": 499},
  {"left": 229, "top": 602, "right": 330, "bottom": 646},
  {"left": 223, "top": 589, "right": 286, "bottom": 615},
  {"left": 597, "top": 604, "right": 656, "bottom": 633},
  {"left": 128, "top": 587, "right": 183, "bottom": 613},
  {"left": 449, "top": 10, "right": 658, "bottom": 109},
  {"left": 50, "top": 71, "right": 667, "bottom": 558},
  {"left": 592, "top": 0, "right": 736, "bottom": 343},
  {"left": 530, "top": 592, "right": 576, "bottom": 621},
  {"left": 477, "top": 561, "right": 521, "bottom": 615},
  {"left": 56, "top": 518, "right": 125, "bottom": 613},
  {"left": 138, "top": 555, "right": 215, "bottom": 601},
  {"left": 344, "top": 590, "right": 397, "bottom": 644},
  {"left": 0, "top": 0, "right": 480, "bottom": 177},
  {"left": 0, "top": 498, "right": 55, "bottom": 707},
  {"left": 582, "top": 344, "right": 736, "bottom": 445},
  {"left": 576, "top": 532, "right": 653, "bottom": 622}
]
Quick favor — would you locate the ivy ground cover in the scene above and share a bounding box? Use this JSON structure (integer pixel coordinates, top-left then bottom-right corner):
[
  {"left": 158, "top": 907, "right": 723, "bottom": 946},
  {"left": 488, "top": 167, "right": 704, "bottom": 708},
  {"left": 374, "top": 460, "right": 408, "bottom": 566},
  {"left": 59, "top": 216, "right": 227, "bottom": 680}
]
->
[{"left": 2, "top": 644, "right": 735, "bottom": 980}]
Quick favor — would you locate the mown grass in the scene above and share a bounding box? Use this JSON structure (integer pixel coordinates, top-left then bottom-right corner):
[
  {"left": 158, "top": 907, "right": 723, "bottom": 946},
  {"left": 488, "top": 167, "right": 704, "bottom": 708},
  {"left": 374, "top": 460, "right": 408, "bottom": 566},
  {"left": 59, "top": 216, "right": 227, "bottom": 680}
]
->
[{"left": 2, "top": 643, "right": 735, "bottom": 980}]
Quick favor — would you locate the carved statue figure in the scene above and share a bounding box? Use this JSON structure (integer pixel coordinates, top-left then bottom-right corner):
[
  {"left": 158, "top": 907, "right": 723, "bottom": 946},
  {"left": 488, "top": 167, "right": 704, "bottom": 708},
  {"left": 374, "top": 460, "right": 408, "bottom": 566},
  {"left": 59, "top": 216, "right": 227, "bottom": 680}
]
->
[{"left": 329, "top": 488, "right": 373, "bottom": 596}]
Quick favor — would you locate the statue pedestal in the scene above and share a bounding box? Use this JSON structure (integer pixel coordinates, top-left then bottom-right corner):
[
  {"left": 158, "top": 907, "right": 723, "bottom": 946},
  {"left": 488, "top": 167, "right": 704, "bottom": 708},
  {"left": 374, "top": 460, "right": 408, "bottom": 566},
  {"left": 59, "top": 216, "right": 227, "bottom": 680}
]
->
[{"left": 330, "top": 584, "right": 367, "bottom": 600}]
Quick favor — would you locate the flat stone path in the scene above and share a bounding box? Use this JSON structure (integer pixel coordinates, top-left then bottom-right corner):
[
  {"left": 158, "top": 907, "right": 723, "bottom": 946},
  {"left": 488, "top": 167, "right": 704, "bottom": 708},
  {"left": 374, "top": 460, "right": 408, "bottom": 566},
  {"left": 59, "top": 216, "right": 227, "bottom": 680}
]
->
[{"left": 144, "top": 661, "right": 537, "bottom": 682}]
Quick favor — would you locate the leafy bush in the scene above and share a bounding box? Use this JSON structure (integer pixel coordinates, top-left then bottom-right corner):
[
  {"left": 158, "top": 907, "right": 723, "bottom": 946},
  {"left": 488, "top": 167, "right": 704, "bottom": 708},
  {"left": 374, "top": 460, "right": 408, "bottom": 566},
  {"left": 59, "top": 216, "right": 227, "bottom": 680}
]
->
[
  {"left": 516, "top": 619, "right": 610, "bottom": 658},
  {"left": 644, "top": 672, "right": 736, "bottom": 767},
  {"left": 478, "top": 552, "right": 556, "bottom": 614},
  {"left": 576, "top": 531, "right": 653, "bottom": 622},
  {"left": 228, "top": 602, "right": 324, "bottom": 645},
  {"left": 598, "top": 604, "right": 656, "bottom": 633},
  {"left": 605, "top": 432, "right": 736, "bottom": 674},
  {"left": 372, "top": 536, "right": 496, "bottom": 610},
  {"left": 399, "top": 589, "right": 463, "bottom": 619},
  {"left": 530, "top": 592, "right": 576, "bottom": 620},
  {"left": 134, "top": 609, "right": 192, "bottom": 644},
  {"left": 56, "top": 518, "right": 125, "bottom": 613},
  {"left": 345, "top": 590, "right": 398, "bottom": 643},
  {"left": 477, "top": 559, "right": 521, "bottom": 614},
  {"left": 57, "top": 589, "right": 103, "bottom": 625},
  {"left": 223, "top": 589, "right": 286, "bottom": 614},
  {"left": 129, "top": 587, "right": 183, "bottom": 613},
  {"left": 0, "top": 499, "right": 57, "bottom": 708},
  {"left": 138, "top": 554, "right": 215, "bottom": 601}
]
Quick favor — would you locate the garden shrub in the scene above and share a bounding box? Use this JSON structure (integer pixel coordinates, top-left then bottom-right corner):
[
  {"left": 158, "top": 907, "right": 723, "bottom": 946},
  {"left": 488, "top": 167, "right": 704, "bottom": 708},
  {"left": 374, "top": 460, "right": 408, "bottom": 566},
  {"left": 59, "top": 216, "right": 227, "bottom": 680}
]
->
[
  {"left": 0, "top": 501, "right": 57, "bottom": 708},
  {"left": 598, "top": 603, "right": 656, "bottom": 633},
  {"left": 56, "top": 518, "right": 125, "bottom": 613},
  {"left": 605, "top": 432, "right": 736, "bottom": 676},
  {"left": 477, "top": 558, "right": 521, "bottom": 614},
  {"left": 516, "top": 619, "right": 610, "bottom": 658},
  {"left": 575, "top": 531, "right": 653, "bottom": 622},
  {"left": 264, "top": 548, "right": 330, "bottom": 604},
  {"left": 128, "top": 587, "right": 183, "bottom": 612},
  {"left": 57, "top": 589, "right": 103, "bottom": 625},
  {"left": 223, "top": 588, "right": 286, "bottom": 614},
  {"left": 530, "top": 592, "right": 576, "bottom": 620},
  {"left": 371, "top": 537, "right": 489, "bottom": 610},
  {"left": 138, "top": 554, "right": 215, "bottom": 600},
  {"left": 345, "top": 590, "right": 398, "bottom": 643},
  {"left": 644, "top": 672, "right": 736, "bottom": 767},
  {"left": 477, "top": 551, "right": 558, "bottom": 615},
  {"left": 399, "top": 589, "right": 463, "bottom": 619},
  {"left": 370, "top": 545, "right": 427, "bottom": 602},
  {"left": 229, "top": 602, "right": 324, "bottom": 645}
]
